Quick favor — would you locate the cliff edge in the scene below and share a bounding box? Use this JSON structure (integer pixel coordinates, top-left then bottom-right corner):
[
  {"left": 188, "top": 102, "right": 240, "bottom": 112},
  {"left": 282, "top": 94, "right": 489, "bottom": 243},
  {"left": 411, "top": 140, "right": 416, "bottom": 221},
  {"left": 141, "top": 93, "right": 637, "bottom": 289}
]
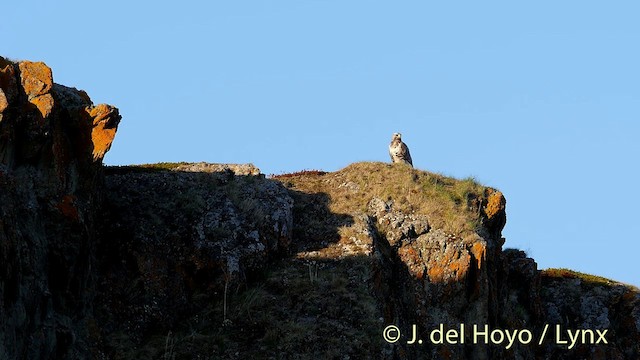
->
[
  {"left": 0, "top": 56, "right": 119, "bottom": 358},
  {"left": 1, "top": 57, "right": 638, "bottom": 360}
]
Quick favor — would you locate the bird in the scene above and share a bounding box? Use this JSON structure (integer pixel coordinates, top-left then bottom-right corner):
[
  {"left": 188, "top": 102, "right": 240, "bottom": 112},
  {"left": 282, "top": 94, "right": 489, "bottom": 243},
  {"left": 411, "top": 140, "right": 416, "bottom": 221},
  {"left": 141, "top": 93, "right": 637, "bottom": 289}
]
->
[{"left": 389, "top": 132, "right": 413, "bottom": 167}]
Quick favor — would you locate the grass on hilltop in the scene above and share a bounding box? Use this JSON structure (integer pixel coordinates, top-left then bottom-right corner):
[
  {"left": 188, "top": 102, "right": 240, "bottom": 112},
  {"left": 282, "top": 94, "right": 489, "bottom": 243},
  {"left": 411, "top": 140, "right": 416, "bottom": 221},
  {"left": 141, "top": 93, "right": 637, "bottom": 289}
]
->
[
  {"left": 105, "top": 162, "right": 191, "bottom": 174},
  {"left": 541, "top": 268, "right": 616, "bottom": 287},
  {"left": 274, "top": 161, "right": 489, "bottom": 237}
]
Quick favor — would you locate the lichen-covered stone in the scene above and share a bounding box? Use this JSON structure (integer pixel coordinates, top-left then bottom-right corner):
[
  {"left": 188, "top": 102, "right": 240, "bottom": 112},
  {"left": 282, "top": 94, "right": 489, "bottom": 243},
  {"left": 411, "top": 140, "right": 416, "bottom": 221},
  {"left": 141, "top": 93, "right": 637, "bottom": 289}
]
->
[
  {"left": 31, "top": 93, "right": 54, "bottom": 117},
  {"left": 88, "top": 103, "right": 120, "bottom": 161},
  {"left": 0, "top": 62, "right": 18, "bottom": 105},
  {"left": 0, "top": 89, "right": 7, "bottom": 114},
  {"left": 18, "top": 61, "right": 52, "bottom": 99}
]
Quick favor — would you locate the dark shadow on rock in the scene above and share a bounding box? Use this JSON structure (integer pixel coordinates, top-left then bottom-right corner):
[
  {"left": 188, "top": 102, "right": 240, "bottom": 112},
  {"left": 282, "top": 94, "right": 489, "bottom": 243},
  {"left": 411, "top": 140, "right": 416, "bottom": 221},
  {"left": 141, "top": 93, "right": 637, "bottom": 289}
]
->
[
  {"left": 94, "top": 167, "right": 353, "bottom": 358},
  {"left": 0, "top": 60, "right": 111, "bottom": 359},
  {"left": 285, "top": 187, "right": 355, "bottom": 254}
]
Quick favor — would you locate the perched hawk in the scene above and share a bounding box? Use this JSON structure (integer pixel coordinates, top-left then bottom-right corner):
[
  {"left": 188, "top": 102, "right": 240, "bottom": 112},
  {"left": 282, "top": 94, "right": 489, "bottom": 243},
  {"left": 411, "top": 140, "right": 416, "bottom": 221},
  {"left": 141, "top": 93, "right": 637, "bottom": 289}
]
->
[{"left": 389, "top": 132, "right": 413, "bottom": 167}]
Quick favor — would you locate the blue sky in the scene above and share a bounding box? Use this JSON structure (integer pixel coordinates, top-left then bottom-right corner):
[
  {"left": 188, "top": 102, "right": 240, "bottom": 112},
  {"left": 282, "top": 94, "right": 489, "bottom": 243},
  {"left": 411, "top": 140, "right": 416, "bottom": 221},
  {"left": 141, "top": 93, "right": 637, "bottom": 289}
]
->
[{"left": 4, "top": 1, "right": 639, "bottom": 286}]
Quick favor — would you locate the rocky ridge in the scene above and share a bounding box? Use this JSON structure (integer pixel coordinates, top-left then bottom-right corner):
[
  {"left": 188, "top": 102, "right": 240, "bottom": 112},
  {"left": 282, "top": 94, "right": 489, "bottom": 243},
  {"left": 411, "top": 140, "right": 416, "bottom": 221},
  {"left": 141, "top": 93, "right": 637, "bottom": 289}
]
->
[{"left": 1, "top": 57, "right": 639, "bottom": 359}]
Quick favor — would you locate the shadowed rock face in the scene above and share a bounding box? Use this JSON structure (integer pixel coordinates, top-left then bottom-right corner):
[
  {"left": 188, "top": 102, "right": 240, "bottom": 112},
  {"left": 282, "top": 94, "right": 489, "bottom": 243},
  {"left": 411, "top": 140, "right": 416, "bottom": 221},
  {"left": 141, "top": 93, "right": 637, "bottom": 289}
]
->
[
  {"left": 0, "top": 57, "right": 120, "bottom": 359},
  {"left": 1, "top": 57, "right": 639, "bottom": 360},
  {"left": 95, "top": 167, "right": 293, "bottom": 347}
]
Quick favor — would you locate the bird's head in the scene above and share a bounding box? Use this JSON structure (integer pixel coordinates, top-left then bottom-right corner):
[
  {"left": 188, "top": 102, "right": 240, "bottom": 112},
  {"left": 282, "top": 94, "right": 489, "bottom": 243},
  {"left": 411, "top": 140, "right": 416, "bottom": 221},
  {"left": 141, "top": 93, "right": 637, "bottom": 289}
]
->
[{"left": 392, "top": 132, "right": 402, "bottom": 141}]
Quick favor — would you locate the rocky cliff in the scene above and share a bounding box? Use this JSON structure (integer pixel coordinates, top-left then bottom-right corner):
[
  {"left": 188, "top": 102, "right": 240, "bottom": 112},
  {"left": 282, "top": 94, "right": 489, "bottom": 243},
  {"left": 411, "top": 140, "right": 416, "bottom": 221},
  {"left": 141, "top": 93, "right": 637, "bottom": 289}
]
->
[
  {"left": 1, "top": 58, "right": 638, "bottom": 359},
  {"left": 0, "top": 56, "right": 120, "bottom": 358}
]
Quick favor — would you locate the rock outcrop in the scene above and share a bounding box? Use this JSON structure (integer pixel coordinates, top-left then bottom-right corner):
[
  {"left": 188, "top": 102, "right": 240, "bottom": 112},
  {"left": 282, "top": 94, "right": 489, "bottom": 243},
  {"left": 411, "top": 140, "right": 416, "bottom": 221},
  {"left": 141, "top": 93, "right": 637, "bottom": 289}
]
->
[
  {"left": 0, "top": 57, "right": 120, "bottom": 358},
  {"left": 1, "top": 57, "right": 638, "bottom": 359},
  {"left": 94, "top": 165, "right": 293, "bottom": 352}
]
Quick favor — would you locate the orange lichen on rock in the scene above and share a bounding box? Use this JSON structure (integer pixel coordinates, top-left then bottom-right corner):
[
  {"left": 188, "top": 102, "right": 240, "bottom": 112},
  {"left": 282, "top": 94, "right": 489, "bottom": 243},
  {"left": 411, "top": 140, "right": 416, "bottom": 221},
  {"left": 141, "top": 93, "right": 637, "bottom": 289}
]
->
[
  {"left": 18, "top": 61, "right": 52, "bottom": 99},
  {"left": 15, "top": 61, "right": 56, "bottom": 118},
  {"left": 482, "top": 188, "right": 506, "bottom": 235},
  {"left": 0, "top": 63, "right": 18, "bottom": 107},
  {"left": 484, "top": 189, "right": 505, "bottom": 220},
  {"left": 88, "top": 104, "right": 121, "bottom": 162},
  {"left": 426, "top": 246, "right": 471, "bottom": 283},
  {"left": 470, "top": 241, "right": 486, "bottom": 270},
  {"left": 0, "top": 89, "right": 7, "bottom": 113},
  {"left": 398, "top": 245, "right": 425, "bottom": 279},
  {"left": 2, "top": 58, "right": 120, "bottom": 164},
  {"left": 30, "top": 94, "right": 54, "bottom": 118}
]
